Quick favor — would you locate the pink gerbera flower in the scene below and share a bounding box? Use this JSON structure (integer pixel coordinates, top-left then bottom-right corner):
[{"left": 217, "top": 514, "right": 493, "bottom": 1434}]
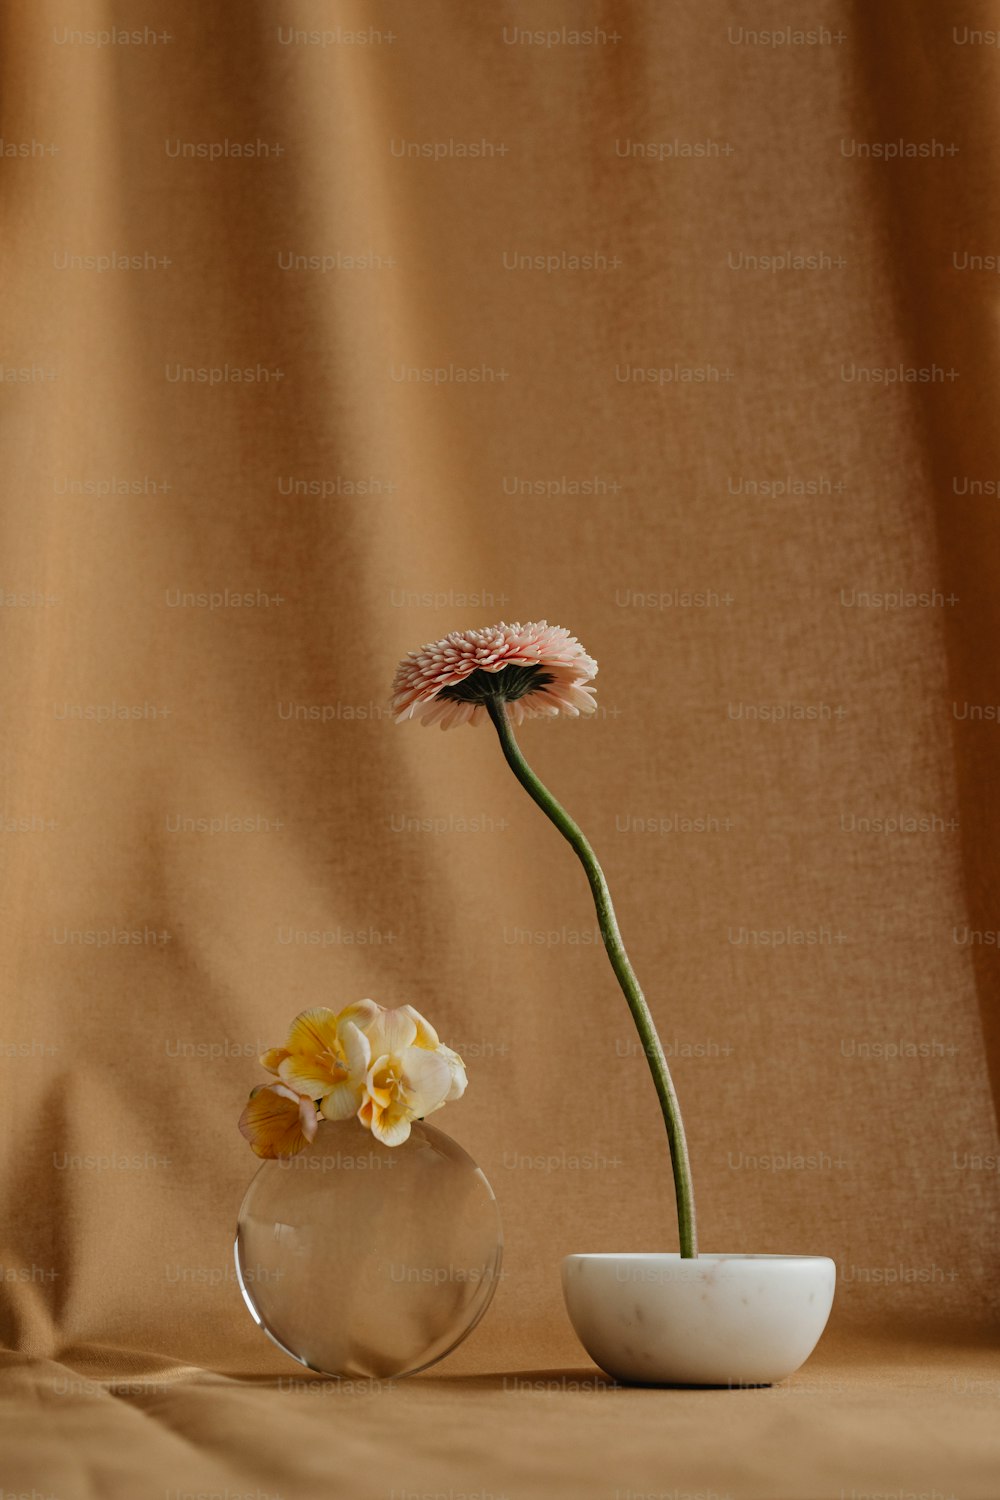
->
[
  {"left": 391, "top": 621, "right": 598, "bottom": 728},
  {"left": 391, "top": 616, "right": 697, "bottom": 1254}
]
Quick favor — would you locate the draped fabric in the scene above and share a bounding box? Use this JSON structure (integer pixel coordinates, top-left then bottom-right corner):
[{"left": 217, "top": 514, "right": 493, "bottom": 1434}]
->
[{"left": 1, "top": 1, "right": 997, "bottom": 1495}]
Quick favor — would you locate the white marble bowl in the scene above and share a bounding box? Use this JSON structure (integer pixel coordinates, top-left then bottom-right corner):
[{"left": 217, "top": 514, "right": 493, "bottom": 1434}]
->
[{"left": 562, "top": 1253, "right": 836, "bottom": 1386}]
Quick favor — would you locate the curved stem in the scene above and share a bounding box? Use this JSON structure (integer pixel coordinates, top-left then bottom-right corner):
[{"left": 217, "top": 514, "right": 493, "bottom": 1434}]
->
[{"left": 486, "top": 699, "right": 697, "bottom": 1257}]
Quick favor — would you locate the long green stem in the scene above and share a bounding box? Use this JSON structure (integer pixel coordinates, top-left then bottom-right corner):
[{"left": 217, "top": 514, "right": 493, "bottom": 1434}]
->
[{"left": 486, "top": 698, "right": 697, "bottom": 1257}]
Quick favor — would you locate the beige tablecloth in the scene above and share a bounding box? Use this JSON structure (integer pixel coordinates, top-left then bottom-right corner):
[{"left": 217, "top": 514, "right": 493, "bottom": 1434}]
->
[{"left": 3, "top": 1331, "right": 999, "bottom": 1500}]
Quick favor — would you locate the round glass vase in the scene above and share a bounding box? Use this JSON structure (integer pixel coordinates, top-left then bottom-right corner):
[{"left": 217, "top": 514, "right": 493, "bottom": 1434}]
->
[{"left": 234, "top": 1119, "right": 502, "bottom": 1379}]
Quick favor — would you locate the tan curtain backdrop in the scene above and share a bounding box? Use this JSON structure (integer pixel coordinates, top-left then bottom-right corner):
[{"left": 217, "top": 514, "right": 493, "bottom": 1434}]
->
[{"left": 1, "top": 1, "right": 998, "bottom": 1496}]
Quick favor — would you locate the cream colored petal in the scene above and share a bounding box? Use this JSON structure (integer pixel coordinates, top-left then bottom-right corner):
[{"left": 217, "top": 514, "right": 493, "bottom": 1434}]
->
[
  {"left": 369, "top": 1101, "right": 413, "bottom": 1147},
  {"left": 321, "top": 1080, "right": 363, "bottom": 1121},
  {"left": 365, "top": 1007, "right": 418, "bottom": 1058},
  {"left": 436, "top": 1044, "right": 468, "bottom": 1101},
  {"left": 398, "top": 1047, "right": 452, "bottom": 1117},
  {"left": 339, "top": 1020, "right": 372, "bottom": 1079},
  {"left": 397, "top": 1004, "right": 440, "bottom": 1049},
  {"left": 336, "top": 999, "right": 381, "bottom": 1034}
]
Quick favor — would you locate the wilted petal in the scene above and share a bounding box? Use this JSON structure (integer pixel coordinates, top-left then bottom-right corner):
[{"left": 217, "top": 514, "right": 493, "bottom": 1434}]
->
[{"left": 239, "top": 1083, "right": 317, "bottom": 1159}]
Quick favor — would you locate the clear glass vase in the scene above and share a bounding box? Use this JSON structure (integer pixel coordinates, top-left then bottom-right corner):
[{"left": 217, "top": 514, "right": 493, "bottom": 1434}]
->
[{"left": 234, "top": 1119, "right": 503, "bottom": 1379}]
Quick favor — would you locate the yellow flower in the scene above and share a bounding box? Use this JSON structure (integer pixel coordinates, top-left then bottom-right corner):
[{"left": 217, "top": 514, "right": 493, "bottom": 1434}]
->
[
  {"left": 243, "top": 1000, "right": 468, "bottom": 1154},
  {"left": 238, "top": 1083, "right": 318, "bottom": 1159},
  {"left": 260, "top": 1001, "right": 380, "bottom": 1099}
]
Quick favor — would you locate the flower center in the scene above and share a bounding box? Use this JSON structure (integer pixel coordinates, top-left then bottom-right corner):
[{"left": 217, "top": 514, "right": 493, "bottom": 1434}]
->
[{"left": 438, "top": 664, "right": 555, "bottom": 705}]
